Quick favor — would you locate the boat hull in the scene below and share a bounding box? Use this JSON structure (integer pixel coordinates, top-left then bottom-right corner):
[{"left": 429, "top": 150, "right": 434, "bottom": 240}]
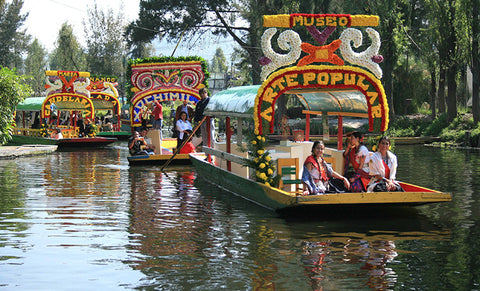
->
[
  {"left": 190, "top": 153, "right": 452, "bottom": 211},
  {"left": 96, "top": 131, "right": 131, "bottom": 140},
  {"left": 128, "top": 153, "right": 192, "bottom": 166},
  {"left": 10, "top": 135, "right": 60, "bottom": 146},
  {"left": 57, "top": 137, "right": 117, "bottom": 148}
]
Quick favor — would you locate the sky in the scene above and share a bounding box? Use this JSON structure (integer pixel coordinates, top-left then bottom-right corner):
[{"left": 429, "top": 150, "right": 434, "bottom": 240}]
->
[{"left": 21, "top": 0, "right": 235, "bottom": 62}]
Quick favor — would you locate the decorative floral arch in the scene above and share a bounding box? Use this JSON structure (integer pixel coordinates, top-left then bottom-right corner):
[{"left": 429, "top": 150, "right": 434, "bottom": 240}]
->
[
  {"left": 41, "top": 93, "right": 95, "bottom": 120},
  {"left": 130, "top": 89, "right": 201, "bottom": 127},
  {"left": 254, "top": 65, "right": 389, "bottom": 135}
]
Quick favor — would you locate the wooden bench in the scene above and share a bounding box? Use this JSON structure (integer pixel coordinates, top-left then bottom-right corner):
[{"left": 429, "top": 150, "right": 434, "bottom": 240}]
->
[{"left": 277, "top": 158, "right": 303, "bottom": 195}]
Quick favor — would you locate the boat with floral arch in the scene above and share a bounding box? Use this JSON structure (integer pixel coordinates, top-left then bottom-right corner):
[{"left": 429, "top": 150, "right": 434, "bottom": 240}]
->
[
  {"left": 189, "top": 13, "right": 451, "bottom": 212},
  {"left": 13, "top": 70, "right": 117, "bottom": 148},
  {"left": 124, "top": 56, "right": 209, "bottom": 165}
]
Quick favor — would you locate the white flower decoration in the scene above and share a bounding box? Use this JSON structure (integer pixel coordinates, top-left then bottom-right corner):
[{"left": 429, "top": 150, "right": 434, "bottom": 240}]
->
[
  {"left": 339, "top": 27, "right": 383, "bottom": 79},
  {"left": 261, "top": 28, "right": 302, "bottom": 81}
]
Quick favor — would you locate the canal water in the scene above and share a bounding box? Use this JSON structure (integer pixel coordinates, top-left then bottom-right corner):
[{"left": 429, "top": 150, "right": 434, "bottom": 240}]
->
[{"left": 0, "top": 143, "right": 479, "bottom": 290}]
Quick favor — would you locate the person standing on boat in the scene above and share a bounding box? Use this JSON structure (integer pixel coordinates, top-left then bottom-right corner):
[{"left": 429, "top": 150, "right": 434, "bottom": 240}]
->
[
  {"left": 176, "top": 111, "right": 193, "bottom": 148},
  {"left": 302, "top": 141, "right": 350, "bottom": 195},
  {"left": 81, "top": 118, "right": 93, "bottom": 137},
  {"left": 194, "top": 88, "right": 215, "bottom": 147},
  {"left": 175, "top": 100, "right": 194, "bottom": 122},
  {"left": 343, "top": 131, "right": 371, "bottom": 192},
  {"left": 152, "top": 100, "right": 163, "bottom": 130},
  {"left": 367, "top": 136, "right": 403, "bottom": 192}
]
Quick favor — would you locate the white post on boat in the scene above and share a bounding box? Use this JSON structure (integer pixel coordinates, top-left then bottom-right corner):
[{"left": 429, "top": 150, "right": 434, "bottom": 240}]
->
[
  {"left": 322, "top": 112, "right": 329, "bottom": 141},
  {"left": 337, "top": 115, "right": 343, "bottom": 150},
  {"left": 226, "top": 116, "right": 232, "bottom": 172},
  {"left": 305, "top": 113, "right": 310, "bottom": 141},
  {"left": 237, "top": 117, "right": 243, "bottom": 146},
  {"left": 206, "top": 115, "right": 212, "bottom": 163}
]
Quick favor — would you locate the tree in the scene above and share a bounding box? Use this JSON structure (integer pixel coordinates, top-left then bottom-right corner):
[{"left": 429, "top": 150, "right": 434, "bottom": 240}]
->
[
  {"left": 24, "top": 39, "right": 48, "bottom": 96},
  {"left": 0, "top": 0, "right": 30, "bottom": 70},
  {"left": 465, "top": 0, "right": 480, "bottom": 123},
  {"left": 83, "top": 2, "right": 128, "bottom": 96},
  {"left": 125, "top": 0, "right": 297, "bottom": 84},
  {"left": 210, "top": 47, "right": 228, "bottom": 74},
  {"left": 83, "top": 2, "right": 127, "bottom": 76},
  {"left": 0, "top": 67, "right": 32, "bottom": 144},
  {"left": 49, "top": 23, "right": 87, "bottom": 71}
]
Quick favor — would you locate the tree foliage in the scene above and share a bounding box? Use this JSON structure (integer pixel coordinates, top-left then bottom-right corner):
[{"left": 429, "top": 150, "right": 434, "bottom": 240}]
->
[
  {"left": 0, "top": 0, "right": 30, "bottom": 70},
  {"left": 210, "top": 47, "right": 228, "bottom": 74},
  {"left": 83, "top": 2, "right": 127, "bottom": 76},
  {"left": 0, "top": 67, "right": 32, "bottom": 144},
  {"left": 49, "top": 23, "right": 87, "bottom": 71},
  {"left": 24, "top": 39, "right": 48, "bottom": 96},
  {"left": 125, "top": 0, "right": 299, "bottom": 84}
]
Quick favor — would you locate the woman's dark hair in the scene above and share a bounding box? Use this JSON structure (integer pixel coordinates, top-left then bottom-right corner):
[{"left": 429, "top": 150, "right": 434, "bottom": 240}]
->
[
  {"left": 378, "top": 136, "right": 391, "bottom": 145},
  {"left": 377, "top": 136, "right": 391, "bottom": 161},
  {"left": 179, "top": 111, "right": 187, "bottom": 119},
  {"left": 351, "top": 131, "right": 365, "bottom": 153},
  {"left": 311, "top": 140, "right": 325, "bottom": 158},
  {"left": 199, "top": 88, "right": 208, "bottom": 95}
]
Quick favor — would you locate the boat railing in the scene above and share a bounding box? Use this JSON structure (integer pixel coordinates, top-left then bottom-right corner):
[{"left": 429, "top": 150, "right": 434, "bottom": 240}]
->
[
  {"left": 14, "top": 127, "right": 44, "bottom": 137},
  {"left": 202, "top": 146, "right": 254, "bottom": 179}
]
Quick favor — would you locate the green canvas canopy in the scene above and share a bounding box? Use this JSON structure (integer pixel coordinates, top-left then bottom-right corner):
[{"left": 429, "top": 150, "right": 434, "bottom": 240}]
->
[
  {"left": 204, "top": 85, "right": 368, "bottom": 117},
  {"left": 15, "top": 97, "right": 45, "bottom": 111}
]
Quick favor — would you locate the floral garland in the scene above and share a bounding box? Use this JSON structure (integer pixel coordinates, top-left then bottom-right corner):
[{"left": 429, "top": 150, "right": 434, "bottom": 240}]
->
[
  {"left": 88, "top": 124, "right": 98, "bottom": 137},
  {"left": 40, "top": 122, "right": 49, "bottom": 137},
  {"left": 245, "top": 134, "right": 276, "bottom": 186}
]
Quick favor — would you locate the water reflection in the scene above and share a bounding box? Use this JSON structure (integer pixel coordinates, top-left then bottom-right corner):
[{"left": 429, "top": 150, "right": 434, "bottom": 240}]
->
[{"left": 1, "top": 145, "right": 480, "bottom": 289}]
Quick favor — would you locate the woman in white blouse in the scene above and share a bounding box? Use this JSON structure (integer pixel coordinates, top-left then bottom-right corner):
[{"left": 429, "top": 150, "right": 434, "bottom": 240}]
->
[
  {"left": 367, "top": 136, "right": 403, "bottom": 192},
  {"left": 176, "top": 111, "right": 192, "bottom": 146}
]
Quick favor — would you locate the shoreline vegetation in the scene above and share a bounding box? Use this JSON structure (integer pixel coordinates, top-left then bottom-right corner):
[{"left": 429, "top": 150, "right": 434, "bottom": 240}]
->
[{"left": 380, "top": 112, "right": 480, "bottom": 148}]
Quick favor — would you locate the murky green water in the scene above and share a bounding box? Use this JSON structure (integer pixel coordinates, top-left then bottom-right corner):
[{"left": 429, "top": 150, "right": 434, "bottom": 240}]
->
[{"left": 0, "top": 143, "right": 479, "bottom": 290}]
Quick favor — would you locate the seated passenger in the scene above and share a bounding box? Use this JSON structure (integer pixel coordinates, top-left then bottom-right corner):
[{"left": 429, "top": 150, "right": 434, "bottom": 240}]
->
[
  {"left": 128, "top": 131, "right": 152, "bottom": 156},
  {"left": 139, "top": 127, "right": 156, "bottom": 154},
  {"left": 179, "top": 141, "right": 196, "bottom": 154},
  {"left": 367, "top": 136, "right": 403, "bottom": 192},
  {"left": 301, "top": 141, "right": 350, "bottom": 195},
  {"left": 343, "top": 131, "right": 371, "bottom": 192},
  {"left": 50, "top": 128, "right": 63, "bottom": 139}
]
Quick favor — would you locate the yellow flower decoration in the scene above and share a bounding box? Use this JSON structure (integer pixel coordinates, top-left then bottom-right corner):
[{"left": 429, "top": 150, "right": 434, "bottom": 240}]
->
[
  {"left": 259, "top": 163, "right": 266, "bottom": 169},
  {"left": 265, "top": 182, "right": 271, "bottom": 187},
  {"left": 252, "top": 140, "right": 257, "bottom": 145},
  {"left": 267, "top": 168, "right": 273, "bottom": 175},
  {"left": 372, "top": 145, "right": 377, "bottom": 152},
  {"left": 257, "top": 150, "right": 264, "bottom": 155},
  {"left": 257, "top": 135, "right": 262, "bottom": 140},
  {"left": 260, "top": 173, "right": 267, "bottom": 180},
  {"left": 265, "top": 156, "right": 271, "bottom": 162}
]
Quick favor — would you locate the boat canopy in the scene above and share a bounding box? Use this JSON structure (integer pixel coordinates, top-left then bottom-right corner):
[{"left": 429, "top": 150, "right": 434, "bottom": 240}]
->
[
  {"left": 205, "top": 85, "right": 368, "bottom": 118},
  {"left": 205, "top": 85, "right": 259, "bottom": 118},
  {"left": 16, "top": 97, "right": 45, "bottom": 111}
]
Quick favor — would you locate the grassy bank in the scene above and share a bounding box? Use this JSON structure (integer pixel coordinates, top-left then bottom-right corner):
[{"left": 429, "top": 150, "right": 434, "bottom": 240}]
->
[{"left": 374, "top": 113, "right": 480, "bottom": 147}]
